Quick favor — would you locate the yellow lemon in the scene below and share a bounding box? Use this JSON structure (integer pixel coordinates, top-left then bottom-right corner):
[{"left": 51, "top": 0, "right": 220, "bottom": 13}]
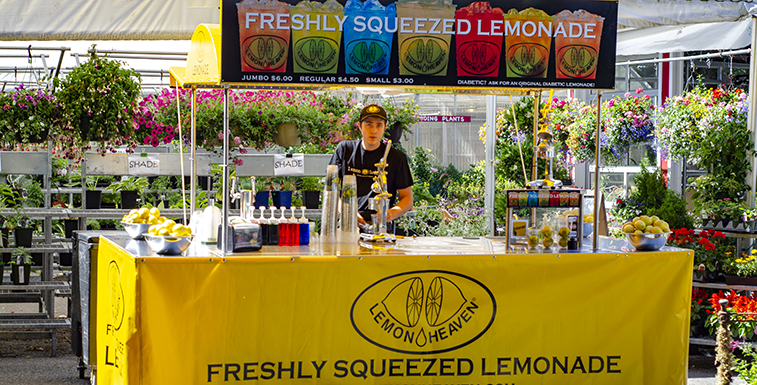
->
[
  {"left": 149, "top": 207, "right": 161, "bottom": 218},
  {"left": 158, "top": 228, "right": 170, "bottom": 236}
]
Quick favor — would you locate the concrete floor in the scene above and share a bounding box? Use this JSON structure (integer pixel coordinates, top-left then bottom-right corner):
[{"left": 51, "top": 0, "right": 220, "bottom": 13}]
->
[{"left": 0, "top": 270, "right": 750, "bottom": 385}]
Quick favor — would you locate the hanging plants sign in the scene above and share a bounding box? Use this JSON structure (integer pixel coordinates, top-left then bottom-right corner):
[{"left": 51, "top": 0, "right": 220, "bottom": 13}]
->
[{"left": 221, "top": 0, "right": 617, "bottom": 90}]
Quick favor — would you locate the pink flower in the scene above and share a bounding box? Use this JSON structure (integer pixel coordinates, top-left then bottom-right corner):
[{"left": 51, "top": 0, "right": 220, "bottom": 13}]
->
[
  {"left": 234, "top": 136, "right": 241, "bottom": 145},
  {"left": 636, "top": 88, "right": 643, "bottom": 94}
]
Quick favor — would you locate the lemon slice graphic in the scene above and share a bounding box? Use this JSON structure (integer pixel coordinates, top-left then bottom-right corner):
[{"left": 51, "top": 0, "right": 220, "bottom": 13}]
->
[
  {"left": 382, "top": 277, "right": 423, "bottom": 327},
  {"left": 426, "top": 276, "right": 467, "bottom": 327}
]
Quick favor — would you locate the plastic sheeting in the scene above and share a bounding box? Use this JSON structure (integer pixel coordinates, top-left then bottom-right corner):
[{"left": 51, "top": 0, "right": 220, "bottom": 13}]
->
[
  {"left": 0, "top": 0, "right": 754, "bottom": 55},
  {"left": 617, "top": 18, "right": 753, "bottom": 56},
  {"left": 617, "top": 0, "right": 757, "bottom": 56},
  {"left": 618, "top": 0, "right": 755, "bottom": 29},
  {"left": 0, "top": 0, "right": 219, "bottom": 40}
]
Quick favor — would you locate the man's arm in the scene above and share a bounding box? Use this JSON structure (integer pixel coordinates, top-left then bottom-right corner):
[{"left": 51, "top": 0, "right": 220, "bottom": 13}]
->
[{"left": 386, "top": 186, "right": 413, "bottom": 222}]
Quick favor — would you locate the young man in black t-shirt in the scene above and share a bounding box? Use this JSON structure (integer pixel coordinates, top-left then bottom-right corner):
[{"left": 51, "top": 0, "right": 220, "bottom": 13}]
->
[{"left": 329, "top": 104, "right": 414, "bottom": 227}]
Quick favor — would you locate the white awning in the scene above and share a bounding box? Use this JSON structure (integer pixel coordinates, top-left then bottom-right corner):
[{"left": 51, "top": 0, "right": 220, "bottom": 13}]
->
[
  {"left": 0, "top": 0, "right": 219, "bottom": 40},
  {"left": 616, "top": 18, "right": 753, "bottom": 56},
  {"left": 616, "top": 0, "right": 757, "bottom": 56}
]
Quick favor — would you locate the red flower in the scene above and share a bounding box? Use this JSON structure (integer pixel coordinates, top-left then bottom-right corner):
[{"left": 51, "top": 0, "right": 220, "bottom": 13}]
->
[
  {"left": 616, "top": 199, "right": 623, "bottom": 205},
  {"left": 704, "top": 243, "right": 715, "bottom": 251},
  {"left": 713, "top": 231, "right": 725, "bottom": 239},
  {"left": 698, "top": 238, "right": 709, "bottom": 245}
]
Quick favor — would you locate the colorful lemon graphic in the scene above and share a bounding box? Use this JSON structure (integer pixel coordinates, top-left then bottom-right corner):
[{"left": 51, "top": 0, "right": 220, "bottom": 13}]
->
[
  {"left": 507, "top": 43, "right": 549, "bottom": 77},
  {"left": 400, "top": 37, "right": 449, "bottom": 76},
  {"left": 458, "top": 41, "right": 499, "bottom": 76},
  {"left": 346, "top": 40, "right": 389, "bottom": 74},
  {"left": 294, "top": 37, "right": 339, "bottom": 73},
  {"left": 557, "top": 45, "right": 598, "bottom": 79},
  {"left": 242, "top": 35, "right": 288, "bottom": 71}
]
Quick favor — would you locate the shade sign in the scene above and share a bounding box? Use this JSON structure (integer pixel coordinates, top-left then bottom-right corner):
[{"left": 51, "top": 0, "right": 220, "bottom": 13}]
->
[
  {"left": 221, "top": 0, "right": 617, "bottom": 90},
  {"left": 128, "top": 154, "right": 161, "bottom": 176},
  {"left": 274, "top": 154, "right": 305, "bottom": 175}
]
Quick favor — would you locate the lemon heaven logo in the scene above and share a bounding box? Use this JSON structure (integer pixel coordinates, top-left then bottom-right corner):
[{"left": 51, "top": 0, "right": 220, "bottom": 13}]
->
[
  {"left": 557, "top": 44, "right": 598, "bottom": 79},
  {"left": 458, "top": 41, "right": 500, "bottom": 76},
  {"left": 346, "top": 39, "right": 390, "bottom": 74},
  {"left": 351, "top": 270, "right": 496, "bottom": 354},
  {"left": 294, "top": 37, "right": 339, "bottom": 73},
  {"left": 506, "top": 42, "right": 548, "bottom": 77},
  {"left": 108, "top": 261, "right": 125, "bottom": 331},
  {"left": 400, "top": 37, "right": 449, "bottom": 76},
  {"left": 242, "top": 35, "right": 288, "bottom": 71}
]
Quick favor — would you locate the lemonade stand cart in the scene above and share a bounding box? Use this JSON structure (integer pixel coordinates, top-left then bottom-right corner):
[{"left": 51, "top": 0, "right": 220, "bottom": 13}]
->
[{"left": 90, "top": 0, "right": 695, "bottom": 384}]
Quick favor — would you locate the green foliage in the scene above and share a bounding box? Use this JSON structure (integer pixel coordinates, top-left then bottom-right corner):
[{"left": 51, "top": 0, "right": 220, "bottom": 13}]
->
[
  {"left": 396, "top": 198, "right": 490, "bottom": 237},
  {"left": 53, "top": 46, "right": 142, "bottom": 162},
  {"left": 24, "top": 181, "right": 44, "bottom": 208},
  {"left": 299, "top": 177, "right": 323, "bottom": 191},
  {"left": 479, "top": 96, "right": 570, "bottom": 186},
  {"left": 85, "top": 176, "right": 99, "bottom": 191},
  {"left": 106, "top": 176, "right": 149, "bottom": 193},
  {"left": 647, "top": 191, "right": 694, "bottom": 230},
  {"left": 610, "top": 162, "right": 693, "bottom": 229},
  {"left": 629, "top": 163, "right": 667, "bottom": 211},
  {"left": 10, "top": 247, "right": 32, "bottom": 265},
  {"left": 0, "top": 85, "right": 61, "bottom": 150},
  {"left": 409, "top": 148, "right": 459, "bottom": 203},
  {"left": 734, "top": 346, "right": 757, "bottom": 384}
]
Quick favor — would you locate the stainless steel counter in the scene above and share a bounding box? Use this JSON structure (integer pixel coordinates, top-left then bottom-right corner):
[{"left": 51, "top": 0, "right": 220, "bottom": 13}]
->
[{"left": 101, "top": 232, "right": 690, "bottom": 259}]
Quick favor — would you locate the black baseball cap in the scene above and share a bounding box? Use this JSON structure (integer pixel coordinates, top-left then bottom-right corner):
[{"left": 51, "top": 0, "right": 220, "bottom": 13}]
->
[{"left": 359, "top": 104, "right": 388, "bottom": 122}]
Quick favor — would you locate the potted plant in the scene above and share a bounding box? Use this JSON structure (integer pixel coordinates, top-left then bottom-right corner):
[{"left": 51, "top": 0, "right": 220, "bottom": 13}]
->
[
  {"left": 723, "top": 249, "right": 757, "bottom": 286},
  {"left": 106, "top": 176, "right": 149, "bottom": 209},
  {"left": 300, "top": 177, "right": 323, "bottom": 209},
  {"left": 52, "top": 45, "right": 142, "bottom": 162},
  {"left": 9, "top": 247, "right": 32, "bottom": 285},
  {"left": 254, "top": 177, "right": 273, "bottom": 208},
  {"left": 0, "top": 84, "right": 61, "bottom": 150},
  {"left": 382, "top": 97, "right": 420, "bottom": 143},
  {"left": 271, "top": 177, "right": 296, "bottom": 209},
  {"left": 84, "top": 176, "right": 101, "bottom": 209}
]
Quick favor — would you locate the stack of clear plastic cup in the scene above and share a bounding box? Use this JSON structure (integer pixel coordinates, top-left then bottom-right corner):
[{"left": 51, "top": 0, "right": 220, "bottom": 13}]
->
[
  {"left": 341, "top": 175, "right": 359, "bottom": 234},
  {"left": 321, "top": 165, "right": 340, "bottom": 239}
]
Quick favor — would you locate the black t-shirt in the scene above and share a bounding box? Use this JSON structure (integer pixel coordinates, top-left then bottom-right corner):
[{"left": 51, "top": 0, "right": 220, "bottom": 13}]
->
[{"left": 329, "top": 140, "right": 414, "bottom": 213}]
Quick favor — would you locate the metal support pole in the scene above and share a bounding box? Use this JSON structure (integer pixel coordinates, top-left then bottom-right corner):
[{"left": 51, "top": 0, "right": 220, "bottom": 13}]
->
[
  {"left": 593, "top": 92, "right": 602, "bottom": 250},
  {"left": 190, "top": 86, "right": 197, "bottom": 214},
  {"left": 531, "top": 91, "right": 541, "bottom": 182},
  {"left": 485, "top": 95, "right": 496, "bottom": 235},
  {"left": 747, "top": 16, "right": 757, "bottom": 209},
  {"left": 221, "top": 85, "right": 230, "bottom": 254}
]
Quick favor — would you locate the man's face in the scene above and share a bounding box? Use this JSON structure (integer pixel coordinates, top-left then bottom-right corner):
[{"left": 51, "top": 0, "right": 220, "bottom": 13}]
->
[{"left": 359, "top": 116, "right": 387, "bottom": 151}]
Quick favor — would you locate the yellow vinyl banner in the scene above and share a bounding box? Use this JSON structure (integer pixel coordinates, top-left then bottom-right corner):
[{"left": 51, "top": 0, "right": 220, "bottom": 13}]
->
[
  {"left": 96, "top": 239, "right": 693, "bottom": 385},
  {"left": 95, "top": 238, "right": 140, "bottom": 385}
]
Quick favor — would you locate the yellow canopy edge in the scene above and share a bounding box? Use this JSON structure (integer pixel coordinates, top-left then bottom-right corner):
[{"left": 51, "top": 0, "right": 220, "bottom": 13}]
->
[{"left": 168, "top": 66, "right": 186, "bottom": 88}]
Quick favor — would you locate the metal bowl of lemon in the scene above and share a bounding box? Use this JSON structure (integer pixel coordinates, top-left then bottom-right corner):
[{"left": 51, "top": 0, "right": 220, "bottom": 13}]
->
[
  {"left": 144, "top": 234, "right": 193, "bottom": 255},
  {"left": 121, "top": 207, "right": 163, "bottom": 239},
  {"left": 625, "top": 232, "right": 671, "bottom": 251},
  {"left": 121, "top": 222, "right": 150, "bottom": 240}
]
